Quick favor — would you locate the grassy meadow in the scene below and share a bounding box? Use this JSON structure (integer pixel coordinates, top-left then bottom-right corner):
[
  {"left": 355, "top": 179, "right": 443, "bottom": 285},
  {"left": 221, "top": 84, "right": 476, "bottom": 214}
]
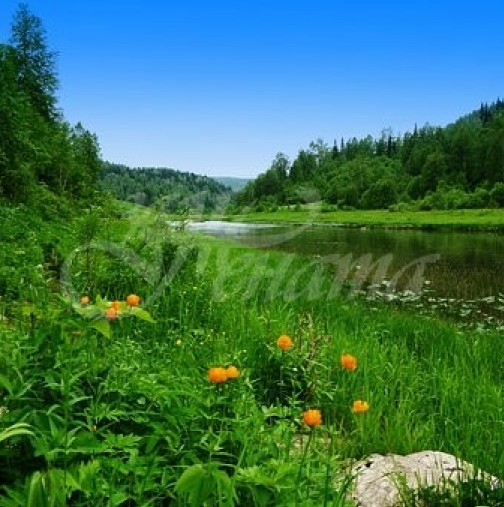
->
[
  {"left": 222, "top": 206, "right": 504, "bottom": 230},
  {"left": 0, "top": 202, "right": 503, "bottom": 506}
]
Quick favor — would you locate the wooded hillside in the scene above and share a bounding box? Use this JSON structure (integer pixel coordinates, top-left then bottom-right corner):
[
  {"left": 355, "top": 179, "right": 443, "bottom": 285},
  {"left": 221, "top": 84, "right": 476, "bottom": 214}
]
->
[{"left": 234, "top": 101, "right": 504, "bottom": 211}]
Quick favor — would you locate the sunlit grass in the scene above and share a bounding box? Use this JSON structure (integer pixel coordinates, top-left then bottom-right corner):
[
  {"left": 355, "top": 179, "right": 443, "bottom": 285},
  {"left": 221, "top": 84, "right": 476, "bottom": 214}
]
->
[
  {"left": 224, "top": 207, "right": 504, "bottom": 229},
  {"left": 0, "top": 202, "right": 502, "bottom": 505}
]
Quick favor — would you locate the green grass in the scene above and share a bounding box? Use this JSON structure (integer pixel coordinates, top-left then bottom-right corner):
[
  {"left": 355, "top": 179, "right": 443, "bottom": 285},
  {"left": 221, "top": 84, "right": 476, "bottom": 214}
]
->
[
  {"left": 401, "top": 478, "right": 504, "bottom": 507},
  {"left": 221, "top": 207, "right": 504, "bottom": 230},
  {"left": 0, "top": 202, "right": 502, "bottom": 506}
]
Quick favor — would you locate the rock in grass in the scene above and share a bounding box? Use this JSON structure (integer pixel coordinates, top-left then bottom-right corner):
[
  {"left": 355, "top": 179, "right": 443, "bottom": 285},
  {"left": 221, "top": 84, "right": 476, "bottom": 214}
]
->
[{"left": 350, "top": 451, "right": 500, "bottom": 507}]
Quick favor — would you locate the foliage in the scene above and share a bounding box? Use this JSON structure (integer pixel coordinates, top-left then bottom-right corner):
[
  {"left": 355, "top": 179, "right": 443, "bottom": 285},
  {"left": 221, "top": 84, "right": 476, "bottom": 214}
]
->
[
  {"left": 0, "top": 422, "right": 33, "bottom": 443},
  {"left": 1, "top": 202, "right": 503, "bottom": 505},
  {"left": 225, "top": 207, "right": 504, "bottom": 231},
  {"left": 100, "top": 162, "right": 233, "bottom": 212},
  {"left": 233, "top": 101, "right": 504, "bottom": 211},
  {"left": 9, "top": 3, "right": 58, "bottom": 122},
  {"left": 0, "top": 5, "right": 101, "bottom": 203},
  {"left": 0, "top": 6, "right": 503, "bottom": 506},
  {"left": 399, "top": 478, "right": 504, "bottom": 507}
]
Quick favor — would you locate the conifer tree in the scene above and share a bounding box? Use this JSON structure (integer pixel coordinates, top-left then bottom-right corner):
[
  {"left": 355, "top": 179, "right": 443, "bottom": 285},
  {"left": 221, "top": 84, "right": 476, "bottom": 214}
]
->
[{"left": 10, "top": 3, "right": 58, "bottom": 121}]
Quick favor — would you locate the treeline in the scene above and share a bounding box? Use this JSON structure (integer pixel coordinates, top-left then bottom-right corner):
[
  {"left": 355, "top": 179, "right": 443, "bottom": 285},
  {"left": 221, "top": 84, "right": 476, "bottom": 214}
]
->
[
  {"left": 101, "top": 163, "right": 233, "bottom": 213},
  {"left": 234, "top": 100, "right": 504, "bottom": 211},
  {"left": 0, "top": 4, "right": 101, "bottom": 203}
]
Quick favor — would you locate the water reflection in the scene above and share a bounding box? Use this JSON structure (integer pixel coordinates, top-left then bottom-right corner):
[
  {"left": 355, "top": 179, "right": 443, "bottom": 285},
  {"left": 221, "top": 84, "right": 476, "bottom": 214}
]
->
[{"left": 188, "top": 221, "right": 504, "bottom": 300}]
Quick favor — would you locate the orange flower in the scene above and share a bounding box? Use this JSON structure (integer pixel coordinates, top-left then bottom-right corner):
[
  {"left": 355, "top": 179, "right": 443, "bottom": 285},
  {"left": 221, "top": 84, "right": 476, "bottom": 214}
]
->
[
  {"left": 80, "top": 296, "right": 90, "bottom": 305},
  {"left": 340, "top": 353, "right": 357, "bottom": 371},
  {"left": 110, "top": 300, "right": 121, "bottom": 311},
  {"left": 277, "top": 334, "right": 293, "bottom": 351},
  {"left": 126, "top": 294, "right": 141, "bottom": 307},
  {"left": 303, "top": 409, "right": 322, "bottom": 427},
  {"left": 208, "top": 367, "right": 228, "bottom": 384},
  {"left": 105, "top": 307, "right": 118, "bottom": 320},
  {"left": 225, "top": 365, "right": 240, "bottom": 379},
  {"left": 352, "top": 400, "right": 369, "bottom": 414}
]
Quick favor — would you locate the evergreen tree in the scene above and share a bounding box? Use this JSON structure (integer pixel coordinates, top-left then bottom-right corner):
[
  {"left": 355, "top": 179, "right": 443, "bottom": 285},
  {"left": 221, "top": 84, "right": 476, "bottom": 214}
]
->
[
  {"left": 1, "top": 5, "right": 101, "bottom": 202},
  {"left": 0, "top": 43, "right": 38, "bottom": 200},
  {"left": 10, "top": 3, "right": 58, "bottom": 121},
  {"left": 331, "top": 139, "right": 339, "bottom": 159},
  {"left": 70, "top": 122, "right": 102, "bottom": 196}
]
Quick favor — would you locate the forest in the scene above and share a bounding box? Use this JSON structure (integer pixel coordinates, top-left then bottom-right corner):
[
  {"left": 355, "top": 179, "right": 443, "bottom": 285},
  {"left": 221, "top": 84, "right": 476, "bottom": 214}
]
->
[
  {"left": 101, "top": 163, "right": 232, "bottom": 213},
  {"left": 0, "top": 5, "right": 101, "bottom": 204},
  {"left": 233, "top": 102, "right": 504, "bottom": 211},
  {"left": 3, "top": 3, "right": 504, "bottom": 216},
  {"left": 0, "top": 4, "right": 229, "bottom": 215}
]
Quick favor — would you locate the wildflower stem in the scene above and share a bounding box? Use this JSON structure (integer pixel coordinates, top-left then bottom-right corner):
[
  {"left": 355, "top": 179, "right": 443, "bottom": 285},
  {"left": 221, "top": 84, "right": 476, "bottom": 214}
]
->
[
  {"left": 295, "top": 427, "right": 314, "bottom": 507},
  {"left": 322, "top": 427, "right": 334, "bottom": 507}
]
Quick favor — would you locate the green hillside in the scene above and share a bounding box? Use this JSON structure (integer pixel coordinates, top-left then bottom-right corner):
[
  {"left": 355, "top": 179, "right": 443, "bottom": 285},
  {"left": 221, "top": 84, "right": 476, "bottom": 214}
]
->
[
  {"left": 233, "top": 100, "right": 504, "bottom": 212},
  {"left": 101, "top": 162, "right": 233, "bottom": 212}
]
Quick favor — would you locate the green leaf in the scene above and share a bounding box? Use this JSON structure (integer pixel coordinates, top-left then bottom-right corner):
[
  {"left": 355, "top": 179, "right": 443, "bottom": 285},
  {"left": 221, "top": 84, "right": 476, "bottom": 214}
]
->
[
  {"left": 0, "top": 374, "right": 13, "bottom": 395},
  {"left": 94, "top": 295, "right": 111, "bottom": 311},
  {"left": 110, "top": 492, "right": 130, "bottom": 506},
  {"left": 21, "top": 304, "right": 37, "bottom": 318},
  {"left": 130, "top": 306, "right": 155, "bottom": 323},
  {"left": 175, "top": 464, "right": 211, "bottom": 506},
  {"left": 175, "top": 463, "right": 236, "bottom": 507},
  {"left": 0, "top": 422, "right": 33, "bottom": 443},
  {"left": 75, "top": 460, "right": 101, "bottom": 492},
  {"left": 90, "top": 319, "right": 111, "bottom": 338},
  {"left": 73, "top": 305, "right": 102, "bottom": 319},
  {"left": 27, "top": 472, "right": 47, "bottom": 507}
]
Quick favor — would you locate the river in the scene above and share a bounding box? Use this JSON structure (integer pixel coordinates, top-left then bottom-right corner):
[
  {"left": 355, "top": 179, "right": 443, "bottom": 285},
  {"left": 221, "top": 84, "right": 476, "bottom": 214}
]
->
[{"left": 188, "top": 220, "right": 504, "bottom": 328}]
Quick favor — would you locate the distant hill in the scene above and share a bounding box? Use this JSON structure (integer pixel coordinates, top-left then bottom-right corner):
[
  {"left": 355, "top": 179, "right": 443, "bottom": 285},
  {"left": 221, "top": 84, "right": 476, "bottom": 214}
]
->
[
  {"left": 213, "top": 177, "right": 251, "bottom": 192},
  {"left": 101, "top": 162, "right": 233, "bottom": 212}
]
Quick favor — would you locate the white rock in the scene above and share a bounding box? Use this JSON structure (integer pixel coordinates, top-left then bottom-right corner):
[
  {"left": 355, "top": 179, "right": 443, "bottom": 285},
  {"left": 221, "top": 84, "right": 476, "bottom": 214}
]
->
[{"left": 350, "top": 451, "right": 500, "bottom": 507}]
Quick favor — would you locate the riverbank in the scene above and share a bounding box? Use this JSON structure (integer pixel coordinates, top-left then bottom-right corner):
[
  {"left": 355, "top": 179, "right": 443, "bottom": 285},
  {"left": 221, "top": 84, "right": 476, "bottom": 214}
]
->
[
  {"left": 220, "top": 207, "right": 504, "bottom": 231},
  {"left": 1, "top": 201, "right": 503, "bottom": 504}
]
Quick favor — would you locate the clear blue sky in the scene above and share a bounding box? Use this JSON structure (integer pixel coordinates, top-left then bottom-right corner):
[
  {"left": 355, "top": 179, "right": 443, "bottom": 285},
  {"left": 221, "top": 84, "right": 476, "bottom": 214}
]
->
[{"left": 1, "top": 1, "right": 503, "bottom": 178}]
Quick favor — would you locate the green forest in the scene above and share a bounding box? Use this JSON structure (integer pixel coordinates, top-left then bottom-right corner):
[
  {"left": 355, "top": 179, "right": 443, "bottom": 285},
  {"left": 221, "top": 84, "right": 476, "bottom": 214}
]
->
[
  {"left": 101, "top": 163, "right": 232, "bottom": 213},
  {"left": 2, "top": 3, "right": 504, "bottom": 215},
  {"left": 0, "top": 3, "right": 229, "bottom": 216},
  {"left": 0, "top": 5, "right": 101, "bottom": 204},
  {"left": 233, "top": 102, "right": 504, "bottom": 211}
]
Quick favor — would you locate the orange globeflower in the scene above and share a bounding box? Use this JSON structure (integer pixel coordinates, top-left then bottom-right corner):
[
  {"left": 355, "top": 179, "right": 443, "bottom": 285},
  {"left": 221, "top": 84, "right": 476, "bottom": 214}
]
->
[
  {"left": 80, "top": 296, "right": 90, "bottom": 305},
  {"left": 105, "top": 307, "right": 118, "bottom": 320},
  {"left": 277, "top": 335, "right": 293, "bottom": 351},
  {"left": 126, "top": 294, "right": 141, "bottom": 307},
  {"left": 208, "top": 367, "right": 228, "bottom": 384},
  {"left": 303, "top": 409, "right": 322, "bottom": 427},
  {"left": 340, "top": 353, "right": 358, "bottom": 371},
  {"left": 225, "top": 365, "right": 240, "bottom": 379},
  {"left": 352, "top": 400, "right": 370, "bottom": 414},
  {"left": 110, "top": 300, "right": 121, "bottom": 311}
]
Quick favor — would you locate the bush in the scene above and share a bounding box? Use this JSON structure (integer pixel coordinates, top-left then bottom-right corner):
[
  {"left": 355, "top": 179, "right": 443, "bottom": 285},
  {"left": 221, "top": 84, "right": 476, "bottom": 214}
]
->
[
  {"left": 443, "top": 188, "right": 468, "bottom": 209},
  {"left": 416, "top": 186, "right": 494, "bottom": 210},
  {"left": 490, "top": 182, "right": 504, "bottom": 207},
  {"left": 360, "top": 179, "right": 397, "bottom": 209},
  {"left": 321, "top": 202, "right": 337, "bottom": 213}
]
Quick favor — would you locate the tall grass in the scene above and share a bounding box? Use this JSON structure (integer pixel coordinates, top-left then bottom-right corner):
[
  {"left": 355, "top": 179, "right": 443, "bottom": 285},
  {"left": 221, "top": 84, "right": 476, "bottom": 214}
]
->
[{"left": 0, "top": 204, "right": 502, "bottom": 505}]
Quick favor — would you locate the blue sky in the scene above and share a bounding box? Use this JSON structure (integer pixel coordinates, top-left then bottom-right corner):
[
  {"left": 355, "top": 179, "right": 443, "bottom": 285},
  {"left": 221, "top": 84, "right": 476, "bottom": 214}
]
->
[{"left": 1, "top": 1, "right": 503, "bottom": 178}]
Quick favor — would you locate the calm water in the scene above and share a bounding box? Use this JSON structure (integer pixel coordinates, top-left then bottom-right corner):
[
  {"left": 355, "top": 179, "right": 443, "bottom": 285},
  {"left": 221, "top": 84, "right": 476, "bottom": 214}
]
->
[{"left": 189, "top": 221, "right": 504, "bottom": 300}]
